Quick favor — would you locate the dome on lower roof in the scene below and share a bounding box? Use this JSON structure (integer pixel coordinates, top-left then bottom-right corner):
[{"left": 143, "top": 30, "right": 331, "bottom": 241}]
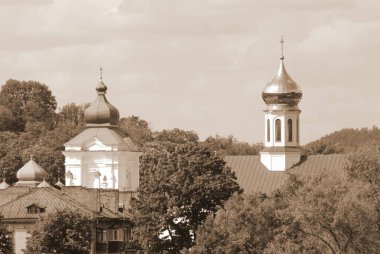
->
[{"left": 17, "top": 159, "right": 46, "bottom": 182}]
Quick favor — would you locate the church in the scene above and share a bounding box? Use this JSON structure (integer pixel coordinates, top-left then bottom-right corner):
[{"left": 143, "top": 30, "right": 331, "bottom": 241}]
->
[{"left": 0, "top": 42, "right": 346, "bottom": 254}]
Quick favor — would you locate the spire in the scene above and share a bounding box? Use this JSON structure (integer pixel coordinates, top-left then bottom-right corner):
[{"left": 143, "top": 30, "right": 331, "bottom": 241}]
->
[
  {"left": 96, "top": 66, "right": 107, "bottom": 94},
  {"left": 280, "top": 35, "right": 284, "bottom": 60},
  {"left": 84, "top": 67, "right": 120, "bottom": 126}
]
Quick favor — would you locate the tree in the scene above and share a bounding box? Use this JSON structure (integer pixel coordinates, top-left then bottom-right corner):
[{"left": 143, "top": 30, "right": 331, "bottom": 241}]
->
[
  {"left": 0, "top": 105, "right": 16, "bottom": 131},
  {"left": 190, "top": 193, "right": 279, "bottom": 254},
  {"left": 303, "top": 140, "right": 343, "bottom": 155},
  {"left": 202, "top": 135, "right": 263, "bottom": 156},
  {"left": 57, "top": 103, "right": 89, "bottom": 126},
  {"left": 344, "top": 145, "right": 380, "bottom": 185},
  {"left": 0, "top": 223, "right": 13, "bottom": 254},
  {"left": 131, "top": 142, "right": 241, "bottom": 253},
  {"left": 265, "top": 172, "right": 380, "bottom": 254},
  {"left": 191, "top": 169, "right": 380, "bottom": 254},
  {"left": 25, "top": 209, "right": 92, "bottom": 254},
  {"left": 119, "top": 115, "right": 153, "bottom": 148},
  {"left": 0, "top": 79, "right": 57, "bottom": 131},
  {"left": 153, "top": 128, "right": 199, "bottom": 144}
]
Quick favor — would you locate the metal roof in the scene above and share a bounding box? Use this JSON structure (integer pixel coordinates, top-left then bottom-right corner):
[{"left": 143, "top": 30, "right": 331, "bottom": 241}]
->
[
  {"left": 225, "top": 154, "right": 347, "bottom": 194},
  {"left": 0, "top": 187, "right": 123, "bottom": 220},
  {"left": 84, "top": 80, "right": 120, "bottom": 126}
]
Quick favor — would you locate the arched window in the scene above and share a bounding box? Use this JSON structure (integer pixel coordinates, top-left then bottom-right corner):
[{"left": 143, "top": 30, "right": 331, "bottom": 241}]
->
[
  {"left": 267, "top": 119, "right": 270, "bottom": 142},
  {"left": 288, "top": 119, "right": 293, "bottom": 142},
  {"left": 275, "top": 119, "right": 281, "bottom": 142},
  {"left": 297, "top": 119, "right": 299, "bottom": 143}
]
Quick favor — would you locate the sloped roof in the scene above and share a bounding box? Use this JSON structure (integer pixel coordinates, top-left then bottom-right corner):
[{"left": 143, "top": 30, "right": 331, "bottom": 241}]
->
[
  {"left": 65, "top": 127, "right": 137, "bottom": 151},
  {"left": 0, "top": 187, "right": 30, "bottom": 206},
  {"left": 225, "top": 154, "right": 347, "bottom": 194},
  {"left": 0, "top": 187, "right": 124, "bottom": 221}
]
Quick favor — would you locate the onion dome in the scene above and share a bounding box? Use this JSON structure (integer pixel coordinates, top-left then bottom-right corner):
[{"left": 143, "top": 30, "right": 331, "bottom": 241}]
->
[
  {"left": 84, "top": 67, "right": 120, "bottom": 126},
  {"left": 16, "top": 158, "right": 47, "bottom": 182},
  {"left": 262, "top": 38, "right": 302, "bottom": 110}
]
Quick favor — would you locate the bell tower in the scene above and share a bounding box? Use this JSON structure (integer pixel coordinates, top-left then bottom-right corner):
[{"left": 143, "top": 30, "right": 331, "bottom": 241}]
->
[{"left": 260, "top": 37, "right": 302, "bottom": 171}]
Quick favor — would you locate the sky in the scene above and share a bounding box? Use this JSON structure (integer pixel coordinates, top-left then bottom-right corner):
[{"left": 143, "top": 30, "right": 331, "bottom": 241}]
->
[{"left": 0, "top": 0, "right": 379, "bottom": 144}]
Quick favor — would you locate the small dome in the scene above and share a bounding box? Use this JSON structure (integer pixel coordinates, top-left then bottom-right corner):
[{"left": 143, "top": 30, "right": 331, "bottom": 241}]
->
[
  {"left": 84, "top": 79, "right": 120, "bottom": 126},
  {"left": 37, "top": 179, "right": 51, "bottom": 188},
  {"left": 17, "top": 159, "right": 46, "bottom": 182},
  {"left": 65, "top": 170, "right": 73, "bottom": 178},
  {"left": 0, "top": 179, "right": 9, "bottom": 189},
  {"left": 55, "top": 180, "right": 64, "bottom": 187},
  {"left": 262, "top": 59, "right": 302, "bottom": 107}
]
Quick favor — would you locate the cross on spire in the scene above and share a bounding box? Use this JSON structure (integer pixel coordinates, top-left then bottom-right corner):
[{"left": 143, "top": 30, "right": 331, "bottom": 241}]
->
[
  {"left": 280, "top": 35, "right": 284, "bottom": 60},
  {"left": 100, "top": 66, "right": 103, "bottom": 81}
]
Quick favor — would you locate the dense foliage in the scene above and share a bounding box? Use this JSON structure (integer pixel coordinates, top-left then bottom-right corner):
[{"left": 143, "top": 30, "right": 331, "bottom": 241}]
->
[
  {"left": 25, "top": 209, "right": 92, "bottom": 254},
  {"left": 0, "top": 223, "right": 13, "bottom": 254},
  {"left": 0, "top": 79, "right": 57, "bottom": 131},
  {"left": 202, "top": 135, "right": 262, "bottom": 156},
  {"left": 191, "top": 147, "right": 380, "bottom": 253},
  {"left": 303, "top": 126, "right": 380, "bottom": 155},
  {"left": 131, "top": 141, "right": 241, "bottom": 253}
]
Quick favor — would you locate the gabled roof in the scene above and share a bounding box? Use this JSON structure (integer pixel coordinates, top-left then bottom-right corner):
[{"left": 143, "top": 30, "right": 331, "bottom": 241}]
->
[
  {"left": 0, "top": 187, "right": 125, "bottom": 221},
  {"left": 225, "top": 154, "right": 347, "bottom": 194},
  {"left": 64, "top": 127, "right": 137, "bottom": 151}
]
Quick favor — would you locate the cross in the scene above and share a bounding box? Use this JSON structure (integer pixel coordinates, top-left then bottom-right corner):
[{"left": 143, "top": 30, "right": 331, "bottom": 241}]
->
[
  {"left": 280, "top": 35, "right": 284, "bottom": 60},
  {"left": 100, "top": 66, "right": 103, "bottom": 81}
]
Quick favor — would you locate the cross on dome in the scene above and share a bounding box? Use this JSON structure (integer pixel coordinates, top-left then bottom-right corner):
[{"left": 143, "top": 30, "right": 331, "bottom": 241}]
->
[{"left": 280, "top": 35, "right": 284, "bottom": 60}]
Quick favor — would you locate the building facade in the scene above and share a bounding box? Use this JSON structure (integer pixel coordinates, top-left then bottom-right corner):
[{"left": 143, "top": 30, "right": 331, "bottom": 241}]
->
[{"left": 0, "top": 75, "right": 141, "bottom": 254}]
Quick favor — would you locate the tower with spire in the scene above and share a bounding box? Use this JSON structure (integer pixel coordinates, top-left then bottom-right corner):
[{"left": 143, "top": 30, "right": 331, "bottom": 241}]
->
[
  {"left": 63, "top": 68, "right": 141, "bottom": 190},
  {"left": 260, "top": 37, "right": 302, "bottom": 171}
]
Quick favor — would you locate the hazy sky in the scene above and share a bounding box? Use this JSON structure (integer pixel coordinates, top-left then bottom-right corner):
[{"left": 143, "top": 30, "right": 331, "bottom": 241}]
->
[{"left": 0, "top": 0, "right": 379, "bottom": 144}]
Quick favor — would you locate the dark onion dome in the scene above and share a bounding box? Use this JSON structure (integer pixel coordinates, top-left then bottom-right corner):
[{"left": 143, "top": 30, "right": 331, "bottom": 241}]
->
[
  {"left": 84, "top": 79, "right": 120, "bottom": 126},
  {"left": 262, "top": 59, "right": 302, "bottom": 108}
]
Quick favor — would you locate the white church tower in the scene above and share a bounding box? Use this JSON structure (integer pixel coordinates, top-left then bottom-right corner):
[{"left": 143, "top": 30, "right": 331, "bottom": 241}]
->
[
  {"left": 63, "top": 68, "right": 141, "bottom": 191},
  {"left": 260, "top": 38, "right": 302, "bottom": 171}
]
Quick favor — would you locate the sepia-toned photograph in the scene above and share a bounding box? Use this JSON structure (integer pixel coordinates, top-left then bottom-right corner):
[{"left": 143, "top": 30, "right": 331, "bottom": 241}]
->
[{"left": 0, "top": 0, "right": 379, "bottom": 253}]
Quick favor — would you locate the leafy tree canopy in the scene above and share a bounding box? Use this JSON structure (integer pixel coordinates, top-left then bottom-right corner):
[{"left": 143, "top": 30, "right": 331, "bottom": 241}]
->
[
  {"left": 0, "top": 223, "right": 13, "bottom": 254},
  {"left": 303, "top": 126, "right": 380, "bottom": 155},
  {"left": 153, "top": 128, "right": 199, "bottom": 144},
  {"left": 131, "top": 141, "right": 241, "bottom": 253},
  {"left": 202, "top": 134, "right": 263, "bottom": 156},
  {"left": 192, "top": 149, "right": 380, "bottom": 253},
  {"left": 25, "top": 209, "right": 92, "bottom": 254},
  {"left": 190, "top": 193, "right": 279, "bottom": 254},
  {"left": 0, "top": 79, "right": 57, "bottom": 131},
  {"left": 119, "top": 115, "right": 154, "bottom": 148}
]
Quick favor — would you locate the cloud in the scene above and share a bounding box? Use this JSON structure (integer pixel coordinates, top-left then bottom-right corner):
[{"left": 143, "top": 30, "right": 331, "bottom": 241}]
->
[{"left": 0, "top": 0, "right": 378, "bottom": 144}]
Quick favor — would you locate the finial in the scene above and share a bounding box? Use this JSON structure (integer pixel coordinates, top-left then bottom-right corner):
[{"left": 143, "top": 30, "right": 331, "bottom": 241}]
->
[
  {"left": 280, "top": 35, "right": 284, "bottom": 60},
  {"left": 30, "top": 154, "right": 33, "bottom": 161},
  {"left": 99, "top": 66, "right": 103, "bottom": 81}
]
